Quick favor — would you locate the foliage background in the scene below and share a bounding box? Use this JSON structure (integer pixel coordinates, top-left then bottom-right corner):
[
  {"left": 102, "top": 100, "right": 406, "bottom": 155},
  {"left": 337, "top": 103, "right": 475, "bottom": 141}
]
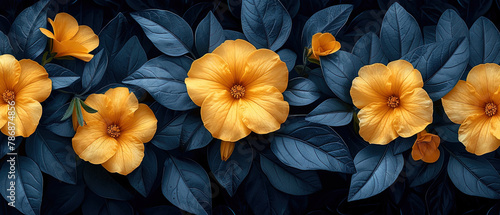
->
[{"left": 0, "top": 0, "right": 500, "bottom": 214}]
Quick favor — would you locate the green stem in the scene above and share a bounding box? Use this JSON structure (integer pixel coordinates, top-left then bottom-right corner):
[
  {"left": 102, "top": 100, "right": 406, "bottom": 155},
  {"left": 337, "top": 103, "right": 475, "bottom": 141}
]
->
[{"left": 41, "top": 51, "right": 54, "bottom": 66}]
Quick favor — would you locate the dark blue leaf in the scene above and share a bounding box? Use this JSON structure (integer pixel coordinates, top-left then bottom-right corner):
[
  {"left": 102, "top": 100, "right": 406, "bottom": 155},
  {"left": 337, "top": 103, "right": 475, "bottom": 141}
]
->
[
  {"left": 283, "top": 77, "right": 320, "bottom": 106},
  {"left": 423, "top": 26, "right": 436, "bottom": 44},
  {"left": 43, "top": 168, "right": 85, "bottom": 215},
  {"left": 447, "top": 152, "right": 500, "bottom": 199},
  {"left": 83, "top": 163, "right": 134, "bottom": 201},
  {"left": 271, "top": 117, "right": 355, "bottom": 172},
  {"left": 208, "top": 140, "right": 253, "bottom": 196},
  {"left": 352, "top": 32, "right": 388, "bottom": 65},
  {"left": 302, "top": 4, "right": 353, "bottom": 47},
  {"left": 392, "top": 136, "right": 417, "bottom": 155},
  {"left": 432, "top": 103, "right": 460, "bottom": 142},
  {"left": 305, "top": 98, "right": 353, "bottom": 127},
  {"left": 321, "top": 50, "right": 364, "bottom": 104},
  {"left": 25, "top": 129, "right": 76, "bottom": 184},
  {"left": 82, "top": 50, "right": 108, "bottom": 93},
  {"left": 380, "top": 2, "right": 423, "bottom": 61},
  {"left": 131, "top": 10, "right": 194, "bottom": 57},
  {"left": 400, "top": 192, "right": 425, "bottom": 215},
  {"left": 183, "top": 3, "right": 214, "bottom": 28},
  {"left": 244, "top": 163, "right": 289, "bottom": 215},
  {"left": 98, "top": 13, "right": 129, "bottom": 59},
  {"left": 241, "top": 0, "right": 292, "bottom": 51},
  {"left": 8, "top": 0, "right": 49, "bottom": 60},
  {"left": 223, "top": 30, "right": 246, "bottom": 40},
  {"left": 106, "top": 36, "right": 147, "bottom": 85},
  {"left": 127, "top": 146, "right": 157, "bottom": 197},
  {"left": 308, "top": 68, "right": 335, "bottom": 97},
  {"left": 436, "top": 9, "right": 468, "bottom": 42},
  {"left": 195, "top": 11, "right": 225, "bottom": 56},
  {"left": 162, "top": 154, "right": 211, "bottom": 215},
  {"left": 425, "top": 170, "right": 454, "bottom": 215},
  {"left": 406, "top": 149, "right": 444, "bottom": 187},
  {"left": 228, "top": 0, "right": 242, "bottom": 18},
  {"left": 181, "top": 111, "right": 212, "bottom": 151},
  {"left": 402, "top": 37, "right": 469, "bottom": 101},
  {"left": 123, "top": 55, "right": 197, "bottom": 111},
  {"left": 0, "top": 156, "right": 43, "bottom": 215},
  {"left": 281, "top": 0, "right": 300, "bottom": 18},
  {"left": 348, "top": 145, "right": 404, "bottom": 201},
  {"left": 260, "top": 153, "right": 322, "bottom": 195},
  {"left": 82, "top": 192, "right": 133, "bottom": 215},
  {"left": 44, "top": 63, "right": 80, "bottom": 90},
  {"left": 142, "top": 205, "right": 182, "bottom": 215},
  {"left": 0, "top": 31, "right": 13, "bottom": 55},
  {"left": 469, "top": 17, "right": 500, "bottom": 67},
  {"left": 277, "top": 49, "right": 296, "bottom": 72},
  {"left": 150, "top": 103, "right": 185, "bottom": 151}
]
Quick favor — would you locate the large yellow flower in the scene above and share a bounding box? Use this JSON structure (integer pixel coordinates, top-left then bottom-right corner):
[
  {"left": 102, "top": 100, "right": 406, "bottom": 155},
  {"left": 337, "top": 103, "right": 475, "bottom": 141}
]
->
[
  {"left": 442, "top": 63, "right": 500, "bottom": 155},
  {"left": 185, "top": 39, "right": 289, "bottom": 142},
  {"left": 40, "top": 13, "right": 99, "bottom": 62},
  {"left": 72, "top": 87, "right": 157, "bottom": 175},
  {"left": 350, "top": 60, "right": 433, "bottom": 145},
  {"left": 0, "top": 54, "right": 51, "bottom": 137}
]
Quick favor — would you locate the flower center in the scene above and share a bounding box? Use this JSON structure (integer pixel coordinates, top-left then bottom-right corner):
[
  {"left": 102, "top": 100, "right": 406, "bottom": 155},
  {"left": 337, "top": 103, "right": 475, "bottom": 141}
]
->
[
  {"left": 485, "top": 102, "right": 498, "bottom": 117},
  {"left": 2, "top": 90, "right": 15, "bottom": 104},
  {"left": 107, "top": 124, "right": 121, "bottom": 138},
  {"left": 387, "top": 95, "right": 400, "bottom": 108},
  {"left": 230, "top": 85, "right": 245, "bottom": 99}
]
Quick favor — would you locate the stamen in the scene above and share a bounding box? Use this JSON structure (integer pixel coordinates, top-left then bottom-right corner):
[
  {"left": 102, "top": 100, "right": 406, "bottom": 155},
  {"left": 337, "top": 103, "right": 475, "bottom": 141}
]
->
[
  {"left": 107, "top": 124, "right": 121, "bottom": 138},
  {"left": 485, "top": 102, "right": 497, "bottom": 117},
  {"left": 387, "top": 95, "right": 400, "bottom": 108},
  {"left": 2, "top": 90, "right": 15, "bottom": 104},
  {"left": 230, "top": 85, "right": 245, "bottom": 99}
]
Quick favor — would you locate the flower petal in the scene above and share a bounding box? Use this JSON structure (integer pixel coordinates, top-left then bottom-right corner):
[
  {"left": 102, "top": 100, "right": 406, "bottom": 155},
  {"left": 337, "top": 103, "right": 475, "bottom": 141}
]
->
[
  {"left": 393, "top": 88, "right": 433, "bottom": 137},
  {"left": 358, "top": 102, "right": 398, "bottom": 145},
  {"left": 201, "top": 91, "right": 250, "bottom": 142},
  {"left": 72, "top": 120, "right": 119, "bottom": 164},
  {"left": 0, "top": 54, "right": 21, "bottom": 92},
  {"left": 442, "top": 80, "right": 485, "bottom": 124},
  {"left": 15, "top": 59, "right": 51, "bottom": 103},
  {"left": 459, "top": 114, "right": 500, "bottom": 155},
  {"left": 52, "top": 13, "right": 79, "bottom": 41},
  {"left": 466, "top": 63, "right": 500, "bottom": 101},
  {"left": 105, "top": 87, "right": 139, "bottom": 124},
  {"left": 186, "top": 53, "right": 233, "bottom": 106},
  {"left": 71, "top": 25, "right": 99, "bottom": 52},
  {"left": 52, "top": 39, "right": 90, "bottom": 57},
  {"left": 1, "top": 97, "right": 42, "bottom": 137},
  {"left": 240, "top": 49, "right": 288, "bottom": 93},
  {"left": 240, "top": 86, "right": 289, "bottom": 134},
  {"left": 39, "top": 28, "right": 55, "bottom": 39},
  {"left": 102, "top": 134, "right": 145, "bottom": 175},
  {"left": 0, "top": 104, "right": 7, "bottom": 128},
  {"left": 350, "top": 63, "right": 392, "bottom": 109},
  {"left": 212, "top": 39, "right": 256, "bottom": 82},
  {"left": 83, "top": 93, "right": 113, "bottom": 125},
  {"left": 387, "top": 60, "right": 423, "bottom": 96},
  {"left": 121, "top": 104, "right": 157, "bottom": 143}
]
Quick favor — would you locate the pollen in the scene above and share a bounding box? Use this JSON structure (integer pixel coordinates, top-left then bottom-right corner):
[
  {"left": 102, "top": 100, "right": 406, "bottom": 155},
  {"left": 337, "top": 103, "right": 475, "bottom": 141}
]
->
[
  {"left": 107, "top": 124, "right": 121, "bottom": 138},
  {"left": 485, "top": 102, "right": 497, "bottom": 117},
  {"left": 2, "top": 90, "right": 15, "bottom": 104},
  {"left": 230, "top": 85, "right": 246, "bottom": 99},
  {"left": 387, "top": 95, "right": 400, "bottom": 108}
]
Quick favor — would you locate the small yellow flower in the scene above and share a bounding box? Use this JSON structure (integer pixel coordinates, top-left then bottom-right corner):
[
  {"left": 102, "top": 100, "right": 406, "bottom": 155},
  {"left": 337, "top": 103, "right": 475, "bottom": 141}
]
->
[
  {"left": 442, "top": 63, "right": 500, "bottom": 155},
  {"left": 72, "top": 87, "right": 157, "bottom": 175},
  {"left": 350, "top": 60, "right": 433, "bottom": 145},
  {"left": 185, "top": 39, "right": 289, "bottom": 144},
  {"left": 0, "top": 54, "right": 52, "bottom": 137},
  {"left": 40, "top": 13, "right": 99, "bottom": 62},
  {"left": 308, "top": 32, "right": 341, "bottom": 63},
  {"left": 411, "top": 130, "right": 440, "bottom": 163},
  {"left": 220, "top": 141, "right": 235, "bottom": 161}
]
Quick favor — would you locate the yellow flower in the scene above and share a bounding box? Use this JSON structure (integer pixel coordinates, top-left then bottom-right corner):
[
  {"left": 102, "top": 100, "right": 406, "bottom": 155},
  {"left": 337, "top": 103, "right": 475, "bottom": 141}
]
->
[
  {"left": 72, "top": 87, "right": 157, "bottom": 175},
  {"left": 185, "top": 39, "right": 289, "bottom": 143},
  {"left": 220, "top": 141, "right": 235, "bottom": 161},
  {"left": 350, "top": 60, "right": 433, "bottom": 145},
  {"left": 411, "top": 130, "right": 440, "bottom": 163},
  {"left": 308, "top": 32, "right": 341, "bottom": 63},
  {"left": 442, "top": 63, "right": 500, "bottom": 155},
  {"left": 0, "top": 54, "right": 51, "bottom": 137},
  {"left": 40, "top": 13, "right": 99, "bottom": 62}
]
